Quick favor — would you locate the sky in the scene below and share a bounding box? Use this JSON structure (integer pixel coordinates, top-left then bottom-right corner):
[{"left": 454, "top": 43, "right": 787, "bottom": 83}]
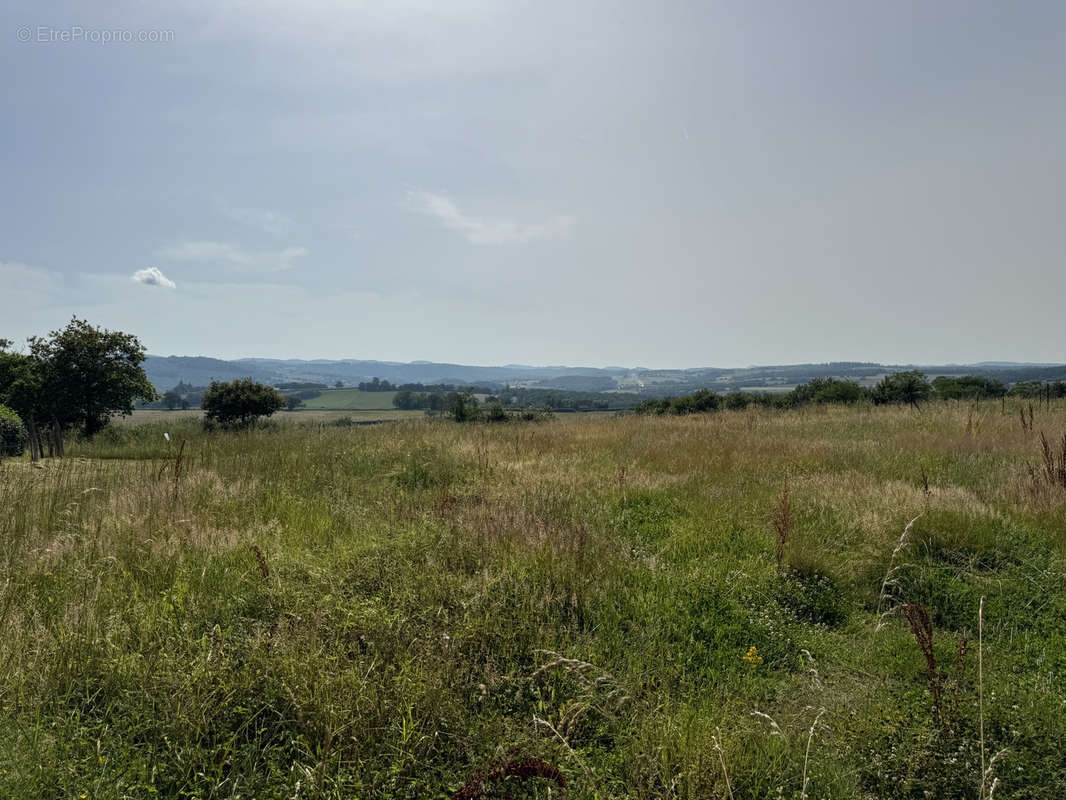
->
[{"left": 2, "top": 1, "right": 1064, "bottom": 368}]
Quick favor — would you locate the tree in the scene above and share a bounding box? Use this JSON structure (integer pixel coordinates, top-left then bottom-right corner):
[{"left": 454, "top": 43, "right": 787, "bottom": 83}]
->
[
  {"left": 872, "top": 370, "right": 932, "bottom": 409},
  {"left": 444, "top": 390, "right": 478, "bottom": 422},
  {"left": 334, "top": 380, "right": 344, "bottom": 388},
  {"left": 202, "top": 378, "right": 285, "bottom": 428},
  {"left": 3, "top": 318, "right": 155, "bottom": 440},
  {"left": 285, "top": 395, "right": 304, "bottom": 411},
  {"left": 162, "top": 390, "right": 181, "bottom": 410},
  {"left": 0, "top": 404, "right": 28, "bottom": 460},
  {"left": 0, "top": 344, "right": 47, "bottom": 457},
  {"left": 932, "top": 375, "right": 1006, "bottom": 401},
  {"left": 791, "top": 378, "right": 866, "bottom": 405},
  {"left": 33, "top": 317, "right": 156, "bottom": 436}
]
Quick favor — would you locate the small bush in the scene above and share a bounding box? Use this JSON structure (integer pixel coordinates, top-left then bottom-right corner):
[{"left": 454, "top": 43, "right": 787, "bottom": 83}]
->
[
  {"left": 484, "top": 402, "right": 510, "bottom": 423},
  {"left": 0, "top": 404, "right": 28, "bottom": 458}
]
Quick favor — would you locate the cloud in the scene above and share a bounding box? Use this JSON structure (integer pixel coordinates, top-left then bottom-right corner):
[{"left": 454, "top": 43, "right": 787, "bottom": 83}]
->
[
  {"left": 214, "top": 199, "right": 293, "bottom": 235},
  {"left": 131, "top": 267, "right": 177, "bottom": 289},
  {"left": 407, "top": 190, "right": 575, "bottom": 245},
  {"left": 155, "top": 241, "right": 308, "bottom": 272}
]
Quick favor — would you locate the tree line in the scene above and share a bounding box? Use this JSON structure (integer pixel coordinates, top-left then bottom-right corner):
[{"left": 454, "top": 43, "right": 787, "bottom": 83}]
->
[{"left": 636, "top": 371, "right": 1066, "bottom": 416}]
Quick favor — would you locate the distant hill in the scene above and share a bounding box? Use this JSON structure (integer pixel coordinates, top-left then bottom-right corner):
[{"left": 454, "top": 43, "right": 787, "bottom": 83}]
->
[
  {"left": 142, "top": 355, "right": 1066, "bottom": 395},
  {"left": 143, "top": 356, "right": 278, "bottom": 390}
]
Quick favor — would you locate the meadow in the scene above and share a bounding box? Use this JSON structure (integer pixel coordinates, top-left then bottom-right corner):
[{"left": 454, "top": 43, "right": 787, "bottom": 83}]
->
[
  {"left": 1, "top": 402, "right": 1064, "bottom": 798},
  {"left": 300, "top": 389, "right": 399, "bottom": 410},
  {"left": 120, "top": 409, "right": 424, "bottom": 425}
]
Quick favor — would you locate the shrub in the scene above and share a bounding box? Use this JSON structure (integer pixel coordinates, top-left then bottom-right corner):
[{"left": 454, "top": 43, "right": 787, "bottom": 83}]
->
[
  {"left": 724, "top": 392, "right": 751, "bottom": 410},
  {"left": 201, "top": 379, "right": 285, "bottom": 429},
  {"left": 0, "top": 404, "right": 28, "bottom": 458},
  {"left": 872, "top": 370, "right": 932, "bottom": 408},
  {"left": 484, "top": 402, "right": 510, "bottom": 422}
]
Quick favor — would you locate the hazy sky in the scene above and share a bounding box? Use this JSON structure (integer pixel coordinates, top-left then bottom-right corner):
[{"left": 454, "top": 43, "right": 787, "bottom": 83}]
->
[{"left": 3, "top": 1, "right": 1064, "bottom": 367}]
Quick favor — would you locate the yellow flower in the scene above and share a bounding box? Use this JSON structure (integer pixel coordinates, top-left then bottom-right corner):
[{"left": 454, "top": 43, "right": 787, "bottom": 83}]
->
[{"left": 742, "top": 645, "right": 763, "bottom": 666}]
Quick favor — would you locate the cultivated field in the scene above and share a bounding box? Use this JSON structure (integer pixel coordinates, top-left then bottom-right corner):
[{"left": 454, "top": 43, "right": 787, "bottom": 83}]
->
[
  {"left": 300, "top": 388, "right": 399, "bottom": 410},
  {"left": 1, "top": 403, "right": 1065, "bottom": 798}
]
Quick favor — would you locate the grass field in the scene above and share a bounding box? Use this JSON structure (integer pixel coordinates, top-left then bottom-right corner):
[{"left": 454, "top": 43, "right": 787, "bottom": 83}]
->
[
  {"left": 120, "top": 408, "right": 423, "bottom": 425},
  {"left": 300, "top": 388, "right": 399, "bottom": 410},
  {"left": 2, "top": 403, "right": 1065, "bottom": 798}
]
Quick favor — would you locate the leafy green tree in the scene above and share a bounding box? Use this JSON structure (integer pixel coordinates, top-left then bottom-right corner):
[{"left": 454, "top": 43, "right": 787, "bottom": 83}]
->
[
  {"left": 791, "top": 378, "right": 866, "bottom": 405},
  {"left": 1009, "top": 380, "right": 1046, "bottom": 398},
  {"left": 932, "top": 375, "right": 1006, "bottom": 400},
  {"left": 484, "top": 402, "right": 510, "bottom": 422},
  {"left": 3, "top": 318, "right": 155, "bottom": 438},
  {"left": 445, "top": 390, "right": 478, "bottom": 422},
  {"left": 0, "top": 404, "right": 28, "bottom": 459},
  {"left": 0, "top": 345, "right": 38, "bottom": 421},
  {"left": 285, "top": 395, "right": 304, "bottom": 411},
  {"left": 162, "top": 390, "right": 181, "bottom": 410},
  {"left": 202, "top": 378, "right": 286, "bottom": 429},
  {"left": 724, "top": 392, "right": 751, "bottom": 410},
  {"left": 872, "top": 370, "right": 932, "bottom": 408}
]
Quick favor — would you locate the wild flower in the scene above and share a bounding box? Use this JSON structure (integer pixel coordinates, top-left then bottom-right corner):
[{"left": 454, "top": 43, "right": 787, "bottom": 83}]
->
[{"left": 743, "top": 645, "right": 763, "bottom": 666}]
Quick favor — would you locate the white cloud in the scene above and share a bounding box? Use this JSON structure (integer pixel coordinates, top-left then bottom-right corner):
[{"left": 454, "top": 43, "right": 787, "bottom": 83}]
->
[
  {"left": 407, "top": 190, "right": 575, "bottom": 245},
  {"left": 155, "top": 241, "right": 308, "bottom": 272},
  {"left": 131, "top": 267, "right": 177, "bottom": 289},
  {"left": 214, "top": 199, "right": 293, "bottom": 235}
]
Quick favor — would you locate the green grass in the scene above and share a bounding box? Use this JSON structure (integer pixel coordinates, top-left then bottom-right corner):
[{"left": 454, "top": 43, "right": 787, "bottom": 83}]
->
[
  {"left": 1, "top": 403, "right": 1064, "bottom": 798},
  {"left": 300, "top": 388, "right": 399, "bottom": 410}
]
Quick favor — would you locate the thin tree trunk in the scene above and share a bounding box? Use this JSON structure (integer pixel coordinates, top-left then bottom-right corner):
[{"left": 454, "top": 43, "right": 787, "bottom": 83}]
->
[
  {"left": 52, "top": 419, "right": 64, "bottom": 458},
  {"left": 26, "top": 417, "right": 39, "bottom": 461}
]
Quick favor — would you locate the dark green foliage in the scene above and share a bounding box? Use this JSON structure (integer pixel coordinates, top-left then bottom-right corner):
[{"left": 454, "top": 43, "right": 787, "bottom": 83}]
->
[
  {"left": 0, "top": 404, "right": 27, "bottom": 458},
  {"left": 446, "top": 390, "right": 478, "bottom": 422},
  {"left": 790, "top": 377, "right": 867, "bottom": 405},
  {"left": 872, "top": 370, "right": 933, "bottom": 408},
  {"left": 201, "top": 378, "right": 286, "bottom": 429},
  {"left": 772, "top": 565, "right": 849, "bottom": 627},
  {"left": 484, "top": 402, "right": 510, "bottom": 422},
  {"left": 30, "top": 318, "right": 156, "bottom": 436},
  {"left": 2, "top": 319, "right": 155, "bottom": 443},
  {"left": 1010, "top": 380, "right": 1066, "bottom": 398},
  {"left": 723, "top": 391, "right": 752, "bottom": 410},
  {"left": 636, "top": 389, "right": 722, "bottom": 415},
  {"left": 931, "top": 375, "right": 1007, "bottom": 400}
]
